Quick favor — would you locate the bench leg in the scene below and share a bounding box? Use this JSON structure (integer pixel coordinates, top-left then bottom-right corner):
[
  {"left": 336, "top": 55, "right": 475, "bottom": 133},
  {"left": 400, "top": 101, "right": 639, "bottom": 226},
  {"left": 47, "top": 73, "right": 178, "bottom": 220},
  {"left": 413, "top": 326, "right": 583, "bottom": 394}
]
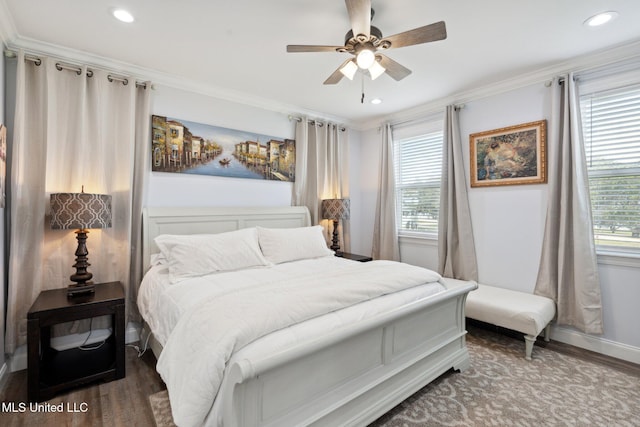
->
[
  {"left": 524, "top": 335, "right": 536, "bottom": 361},
  {"left": 544, "top": 324, "right": 551, "bottom": 342}
]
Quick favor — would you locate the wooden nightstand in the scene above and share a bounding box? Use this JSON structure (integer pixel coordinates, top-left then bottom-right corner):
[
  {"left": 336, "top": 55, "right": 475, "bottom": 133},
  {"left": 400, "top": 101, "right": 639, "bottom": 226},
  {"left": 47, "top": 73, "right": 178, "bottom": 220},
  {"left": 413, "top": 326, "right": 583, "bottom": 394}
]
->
[
  {"left": 27, "top": 281, "right": 125, "bottom": 402},
  {"left": 335, "top": 252, "right": 373, "bottom": 262}
]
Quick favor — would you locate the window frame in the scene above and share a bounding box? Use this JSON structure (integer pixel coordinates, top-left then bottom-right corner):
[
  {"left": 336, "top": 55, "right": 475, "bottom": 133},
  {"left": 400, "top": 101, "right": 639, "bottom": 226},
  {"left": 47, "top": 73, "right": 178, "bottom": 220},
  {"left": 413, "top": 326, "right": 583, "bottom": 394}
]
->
[
  {"left": 579, "top": 81, "right": 640, "bottom": 256},
  {"left": 392, "top": 117, "right": 444, "bottom": 239}
]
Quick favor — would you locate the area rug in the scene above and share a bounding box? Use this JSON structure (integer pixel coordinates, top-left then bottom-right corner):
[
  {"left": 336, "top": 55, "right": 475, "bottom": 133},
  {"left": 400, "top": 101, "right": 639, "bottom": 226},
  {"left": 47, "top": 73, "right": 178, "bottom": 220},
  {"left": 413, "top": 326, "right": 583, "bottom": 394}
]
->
[{"left": 149, "top": 328, "right": 640, "bottom": 426}]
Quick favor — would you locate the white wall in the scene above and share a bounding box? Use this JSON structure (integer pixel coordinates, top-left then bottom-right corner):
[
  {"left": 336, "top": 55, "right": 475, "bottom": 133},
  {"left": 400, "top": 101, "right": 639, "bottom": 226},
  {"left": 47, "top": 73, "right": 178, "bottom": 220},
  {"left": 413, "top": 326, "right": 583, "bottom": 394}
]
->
[
  {"left": 596, "top": 261, "right": 640, "bottom": 348},
  {"left": 356, "top": 82, "right": 640, "bottom": 362}
]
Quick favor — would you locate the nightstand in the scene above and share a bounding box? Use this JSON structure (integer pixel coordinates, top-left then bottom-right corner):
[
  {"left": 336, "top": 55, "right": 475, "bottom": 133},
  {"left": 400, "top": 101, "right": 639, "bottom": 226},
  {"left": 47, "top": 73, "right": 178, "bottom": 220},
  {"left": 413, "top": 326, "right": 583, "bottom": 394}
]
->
[
  {"left": 27, "top": 281, "right": 125, "bottom": 402},
  {"left": 335, "top": 252, "right": 373, "bottom": 262}
]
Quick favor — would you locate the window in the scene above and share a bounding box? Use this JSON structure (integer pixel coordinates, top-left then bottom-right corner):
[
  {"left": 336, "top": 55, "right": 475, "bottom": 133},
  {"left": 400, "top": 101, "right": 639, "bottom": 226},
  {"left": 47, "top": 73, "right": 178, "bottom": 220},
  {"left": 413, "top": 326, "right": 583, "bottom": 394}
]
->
[
  {"left": 580, "top": 83, "right": 640, "bottom": 252},
  {"left": 393, "top": 118, "right": 444, "bottom": 236}
]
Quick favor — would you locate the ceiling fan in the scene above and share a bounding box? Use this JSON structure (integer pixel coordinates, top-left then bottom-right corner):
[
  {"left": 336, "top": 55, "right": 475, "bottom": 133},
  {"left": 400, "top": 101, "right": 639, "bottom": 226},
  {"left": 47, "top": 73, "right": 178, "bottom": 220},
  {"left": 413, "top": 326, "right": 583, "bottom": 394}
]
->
[{"left": 286, "top": 0, "right": 447, "bottom": 85}]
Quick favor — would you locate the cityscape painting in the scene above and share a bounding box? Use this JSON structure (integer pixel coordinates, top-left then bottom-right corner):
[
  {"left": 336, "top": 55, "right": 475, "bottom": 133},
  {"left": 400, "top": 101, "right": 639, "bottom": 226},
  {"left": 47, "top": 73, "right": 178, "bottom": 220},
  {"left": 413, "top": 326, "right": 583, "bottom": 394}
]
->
[{"left": 151, "top": 115, "right": 295, "bottom": 182}]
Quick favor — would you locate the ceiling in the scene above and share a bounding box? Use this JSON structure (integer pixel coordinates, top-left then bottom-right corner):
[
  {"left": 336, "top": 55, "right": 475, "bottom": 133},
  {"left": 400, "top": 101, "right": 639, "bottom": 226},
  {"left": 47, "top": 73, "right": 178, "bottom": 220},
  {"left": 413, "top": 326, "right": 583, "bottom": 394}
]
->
[{"left": 3, "top": 0, "right": 640, "bottom": 127}]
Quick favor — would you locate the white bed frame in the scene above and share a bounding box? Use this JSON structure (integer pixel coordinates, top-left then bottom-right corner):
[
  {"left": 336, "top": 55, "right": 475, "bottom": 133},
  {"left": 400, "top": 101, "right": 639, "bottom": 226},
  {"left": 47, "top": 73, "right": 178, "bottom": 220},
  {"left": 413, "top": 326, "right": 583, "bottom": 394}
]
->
[{"left": 142, "top": 206, "right": 477, "bottom": 427}]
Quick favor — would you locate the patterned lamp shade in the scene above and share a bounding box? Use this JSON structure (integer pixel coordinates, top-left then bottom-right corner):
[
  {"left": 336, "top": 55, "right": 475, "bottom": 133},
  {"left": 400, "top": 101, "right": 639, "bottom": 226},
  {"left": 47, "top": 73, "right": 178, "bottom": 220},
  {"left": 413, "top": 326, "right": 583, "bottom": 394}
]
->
[
  {"left": 50, "top": 192, "right": 112, "bottom": 230},
  {"left": 321, "top": 198, "right": 350, "bottom": 220}
]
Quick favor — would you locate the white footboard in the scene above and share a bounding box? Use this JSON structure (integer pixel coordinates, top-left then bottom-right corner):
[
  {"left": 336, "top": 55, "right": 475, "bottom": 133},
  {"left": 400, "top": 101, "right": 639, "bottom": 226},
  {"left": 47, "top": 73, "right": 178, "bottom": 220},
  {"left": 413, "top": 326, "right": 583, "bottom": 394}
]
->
[{"left": 222, "top": 278, "right": 477, "bottom": 427}]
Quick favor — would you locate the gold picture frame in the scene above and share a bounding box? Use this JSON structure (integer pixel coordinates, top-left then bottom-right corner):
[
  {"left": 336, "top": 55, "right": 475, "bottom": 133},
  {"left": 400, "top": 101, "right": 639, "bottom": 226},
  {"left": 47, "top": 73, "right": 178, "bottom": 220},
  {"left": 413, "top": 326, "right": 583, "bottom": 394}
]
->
[{"left": 470, "top": 120, "right": 547, "bottom": 187}]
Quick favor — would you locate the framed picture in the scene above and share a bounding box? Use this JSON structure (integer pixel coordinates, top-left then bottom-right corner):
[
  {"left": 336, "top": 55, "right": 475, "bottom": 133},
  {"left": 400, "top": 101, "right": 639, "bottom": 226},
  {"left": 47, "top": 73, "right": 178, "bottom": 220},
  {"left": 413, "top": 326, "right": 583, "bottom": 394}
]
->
[
  {"left": 151, "top": 115, "right": 295, "bottom": 182},
  {"left": 470, "top": 120, "right": 547, "bottom": 187}
]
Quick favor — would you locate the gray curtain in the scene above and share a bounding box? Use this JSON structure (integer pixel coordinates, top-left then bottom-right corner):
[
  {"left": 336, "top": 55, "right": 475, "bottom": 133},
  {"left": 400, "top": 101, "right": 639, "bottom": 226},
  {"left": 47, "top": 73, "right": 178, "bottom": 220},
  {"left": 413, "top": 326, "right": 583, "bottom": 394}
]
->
[
  {"left": 372, "top": 124, "right": 400, "bottom": 260},
  {"left": 292, "top": 118, "right": 315, "bottom": 218},
  {"left": 129, "top": 84, "right": 153, "bottom": 321},
  {"left": 438, "top": 106, "right": 478, "bottom": 280},
  {"left": 292, "top": 118, "right": 350, "bottom": 251},
  {"left": 535, "top": 74, "right": 603, "bottom": 334}
]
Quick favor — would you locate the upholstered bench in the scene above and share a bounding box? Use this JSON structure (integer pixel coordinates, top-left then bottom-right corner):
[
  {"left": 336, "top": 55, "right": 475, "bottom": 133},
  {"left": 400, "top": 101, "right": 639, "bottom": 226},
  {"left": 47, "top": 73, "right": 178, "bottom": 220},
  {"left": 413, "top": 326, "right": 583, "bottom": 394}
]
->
[{"left": 465, "top": 284, "right": 556, "bottom": 360}]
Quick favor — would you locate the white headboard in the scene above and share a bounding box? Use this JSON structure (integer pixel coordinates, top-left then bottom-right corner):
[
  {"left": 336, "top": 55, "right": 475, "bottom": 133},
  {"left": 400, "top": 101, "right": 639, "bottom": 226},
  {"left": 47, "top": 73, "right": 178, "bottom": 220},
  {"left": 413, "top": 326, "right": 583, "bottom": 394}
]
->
[{"left": 142, "top": 206, "right": 311, "bottom": 272}]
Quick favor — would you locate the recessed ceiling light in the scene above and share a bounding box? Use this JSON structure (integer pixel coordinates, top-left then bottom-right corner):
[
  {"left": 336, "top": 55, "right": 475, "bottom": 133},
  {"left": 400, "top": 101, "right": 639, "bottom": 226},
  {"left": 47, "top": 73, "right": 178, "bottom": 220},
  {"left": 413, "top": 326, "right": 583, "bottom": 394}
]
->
[
  {"left": 371, "top": 98, "right": 382, "bottom": 105},
  {"left": 584, "top": 11, "right": 618, "bottom": 27},
  {"left": 113, "top": 9, "right": 135, "bottom": 23}
]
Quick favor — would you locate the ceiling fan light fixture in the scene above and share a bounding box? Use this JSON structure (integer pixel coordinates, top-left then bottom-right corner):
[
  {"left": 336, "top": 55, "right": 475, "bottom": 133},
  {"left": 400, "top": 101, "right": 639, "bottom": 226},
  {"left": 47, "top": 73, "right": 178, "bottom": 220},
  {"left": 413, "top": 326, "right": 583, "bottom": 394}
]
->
[
  {"left": 356, "top": 49, "right": 375, "bottom": 69},
  {"left": 287, "top": 2, "right": 448, "bottom": 86},
  {"left": 340, "top": 60, "right": 358, "bottom": 80},
  {"left": 368, "top": 60, "right": 386, "bottom": 80}
]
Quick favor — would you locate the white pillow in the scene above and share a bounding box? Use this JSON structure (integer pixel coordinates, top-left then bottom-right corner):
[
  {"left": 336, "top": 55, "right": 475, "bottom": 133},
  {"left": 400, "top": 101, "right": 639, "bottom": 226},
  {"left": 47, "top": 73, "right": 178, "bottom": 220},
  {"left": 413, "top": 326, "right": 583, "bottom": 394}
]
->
[
  {"left": 257, "top": 225, "right": 333, "bottom": 264},
  {"left": 154, "top": 228, "right": 270, "bottom": 283}
]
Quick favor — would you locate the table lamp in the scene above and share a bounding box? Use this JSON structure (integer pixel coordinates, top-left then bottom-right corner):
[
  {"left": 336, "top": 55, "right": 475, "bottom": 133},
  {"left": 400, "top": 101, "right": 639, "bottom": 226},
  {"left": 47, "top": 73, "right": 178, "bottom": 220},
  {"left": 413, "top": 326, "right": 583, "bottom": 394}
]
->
[
  {"left": 50, "top": 188, "right": 112, "bottom": 297},
  {"left": 321, "top": 198, "right": 350, "bottom": 253}
]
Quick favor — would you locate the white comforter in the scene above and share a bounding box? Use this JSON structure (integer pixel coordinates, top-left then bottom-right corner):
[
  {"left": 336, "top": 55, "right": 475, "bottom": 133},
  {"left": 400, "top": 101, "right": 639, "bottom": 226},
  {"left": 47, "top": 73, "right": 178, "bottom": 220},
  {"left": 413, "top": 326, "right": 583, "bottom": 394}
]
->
[{"left": 141, "top": 258, "right": 442, "bottom": 427}]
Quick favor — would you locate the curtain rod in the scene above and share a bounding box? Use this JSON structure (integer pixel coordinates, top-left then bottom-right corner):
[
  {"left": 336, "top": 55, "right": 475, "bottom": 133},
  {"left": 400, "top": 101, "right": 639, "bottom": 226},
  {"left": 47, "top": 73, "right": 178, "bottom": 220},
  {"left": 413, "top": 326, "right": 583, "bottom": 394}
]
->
[
  {"left": 4, "top": 49, "right": 151, "bottom": 89},
  {"left": 387, "top": 104, "right": 465, "bottom": 129},
  {"left": 288, "top": 115, "right": 346, "bottom": 132},
  {"left": 545, "top": 75, "right": 579, "bottom": 87}
]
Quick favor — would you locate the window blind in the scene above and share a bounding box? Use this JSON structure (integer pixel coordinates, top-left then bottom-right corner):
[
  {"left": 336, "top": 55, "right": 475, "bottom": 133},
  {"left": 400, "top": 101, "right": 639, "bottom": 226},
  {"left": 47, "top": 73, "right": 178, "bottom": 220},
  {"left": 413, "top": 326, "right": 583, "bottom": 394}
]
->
[
  {"left": 580, "top": 83, "right": 640, "bottom": 250},
  {"left": 393, "top": 130, "right": 443, "bottom": 235}
]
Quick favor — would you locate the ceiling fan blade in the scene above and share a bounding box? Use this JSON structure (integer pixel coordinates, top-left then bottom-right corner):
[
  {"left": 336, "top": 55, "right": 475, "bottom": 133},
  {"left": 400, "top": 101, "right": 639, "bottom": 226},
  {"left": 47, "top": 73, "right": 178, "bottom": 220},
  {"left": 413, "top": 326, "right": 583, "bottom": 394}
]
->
[
  {"left": 287, "top": 45, "right": 344, "bottom": 53},
  {"left": 345, "top": 0, "right": 371, "bottom": 39},
  {"left": 381, "top": 21, "right": 447, "bottom": 49},
  {"left": 377, "top": 55, "right": 412, "bottom": 81},
  {"left": 324, "top": 59, "right": 353, "bottom": 85}
]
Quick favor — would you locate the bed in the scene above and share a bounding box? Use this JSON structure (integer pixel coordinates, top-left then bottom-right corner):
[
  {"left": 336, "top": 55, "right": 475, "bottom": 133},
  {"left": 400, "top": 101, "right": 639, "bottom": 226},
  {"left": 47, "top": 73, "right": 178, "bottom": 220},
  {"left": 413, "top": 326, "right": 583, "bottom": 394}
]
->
[{"left": 138, "top": 206, "right": 477, "bottom": 427}]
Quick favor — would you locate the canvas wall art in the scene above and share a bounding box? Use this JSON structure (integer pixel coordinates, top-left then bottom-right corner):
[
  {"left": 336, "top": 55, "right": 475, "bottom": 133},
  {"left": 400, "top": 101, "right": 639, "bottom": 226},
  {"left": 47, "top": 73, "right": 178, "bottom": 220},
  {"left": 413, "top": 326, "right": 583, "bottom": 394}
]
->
[
  {"left": 470, "top": 120, "right": 547, "bottom": 187},
  {"left": 151, "top": 115, "right": 295, "bottom": 182}
]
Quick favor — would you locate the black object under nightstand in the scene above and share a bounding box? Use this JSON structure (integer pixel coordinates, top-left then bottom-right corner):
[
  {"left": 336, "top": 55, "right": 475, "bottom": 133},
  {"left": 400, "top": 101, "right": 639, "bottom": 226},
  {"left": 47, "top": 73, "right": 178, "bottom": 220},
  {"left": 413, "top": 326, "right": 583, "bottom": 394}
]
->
[
  {"left": 27, "top": 281, "right": 125, "bottom": 402},
  {"left": 335, "top": 252, "right": 373, "bottom": 262}
]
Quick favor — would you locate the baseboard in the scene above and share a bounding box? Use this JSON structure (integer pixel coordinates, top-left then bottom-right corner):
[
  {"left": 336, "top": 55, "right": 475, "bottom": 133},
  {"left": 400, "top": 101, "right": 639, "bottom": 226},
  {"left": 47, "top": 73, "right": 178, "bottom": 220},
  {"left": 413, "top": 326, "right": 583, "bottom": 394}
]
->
[
  {"left": 9, "top": 346, "right": 27, "bottom": 373},
  {"left": 550, "top": 325, "right": 640, "bottom": 365},
  {"left": 126, "top": 322, "right": 142, "bottom": 343},
  {"left": 8, "top": 322, "right": 142, "bottom": 372}
]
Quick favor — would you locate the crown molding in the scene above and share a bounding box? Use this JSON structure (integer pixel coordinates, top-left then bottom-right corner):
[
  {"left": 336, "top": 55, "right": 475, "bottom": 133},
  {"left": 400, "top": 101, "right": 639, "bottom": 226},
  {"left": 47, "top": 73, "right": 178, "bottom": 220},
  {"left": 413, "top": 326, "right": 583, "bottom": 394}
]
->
[
  {"left": 355, "top": 38, "right": 640, "bottom": 131},
  {"left": 5, "top": 35, "right": 353, "bottom": 129}
]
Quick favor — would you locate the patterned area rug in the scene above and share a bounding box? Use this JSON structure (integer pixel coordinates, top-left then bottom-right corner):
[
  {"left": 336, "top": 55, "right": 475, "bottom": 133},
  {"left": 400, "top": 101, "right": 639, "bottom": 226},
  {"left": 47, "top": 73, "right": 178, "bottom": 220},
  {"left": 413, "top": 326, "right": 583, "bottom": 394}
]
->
[{"left": 149, "top": 328, "right": 640, "bottom": 427}]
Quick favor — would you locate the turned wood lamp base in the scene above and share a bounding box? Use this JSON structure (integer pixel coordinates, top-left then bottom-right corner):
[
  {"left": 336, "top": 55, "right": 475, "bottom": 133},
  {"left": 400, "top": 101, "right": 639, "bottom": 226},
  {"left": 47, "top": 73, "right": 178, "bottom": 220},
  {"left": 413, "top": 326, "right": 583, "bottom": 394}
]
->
[
  {"left": 68, "top": 229, "right": 96, "bottom": 298},
  {"left": 67, "top": 282, "right": 95, "bottom": 297},
  {"left": 330, "top": 219, "right": 341, "bottom": 253}
]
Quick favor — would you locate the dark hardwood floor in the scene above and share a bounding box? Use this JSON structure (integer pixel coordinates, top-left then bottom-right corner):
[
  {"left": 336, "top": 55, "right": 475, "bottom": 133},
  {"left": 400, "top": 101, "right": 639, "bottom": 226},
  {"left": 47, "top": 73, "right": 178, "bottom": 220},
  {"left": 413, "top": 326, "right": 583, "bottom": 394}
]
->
[{"left": 0, "top": 346, "right": 166, "bottom": 426}]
